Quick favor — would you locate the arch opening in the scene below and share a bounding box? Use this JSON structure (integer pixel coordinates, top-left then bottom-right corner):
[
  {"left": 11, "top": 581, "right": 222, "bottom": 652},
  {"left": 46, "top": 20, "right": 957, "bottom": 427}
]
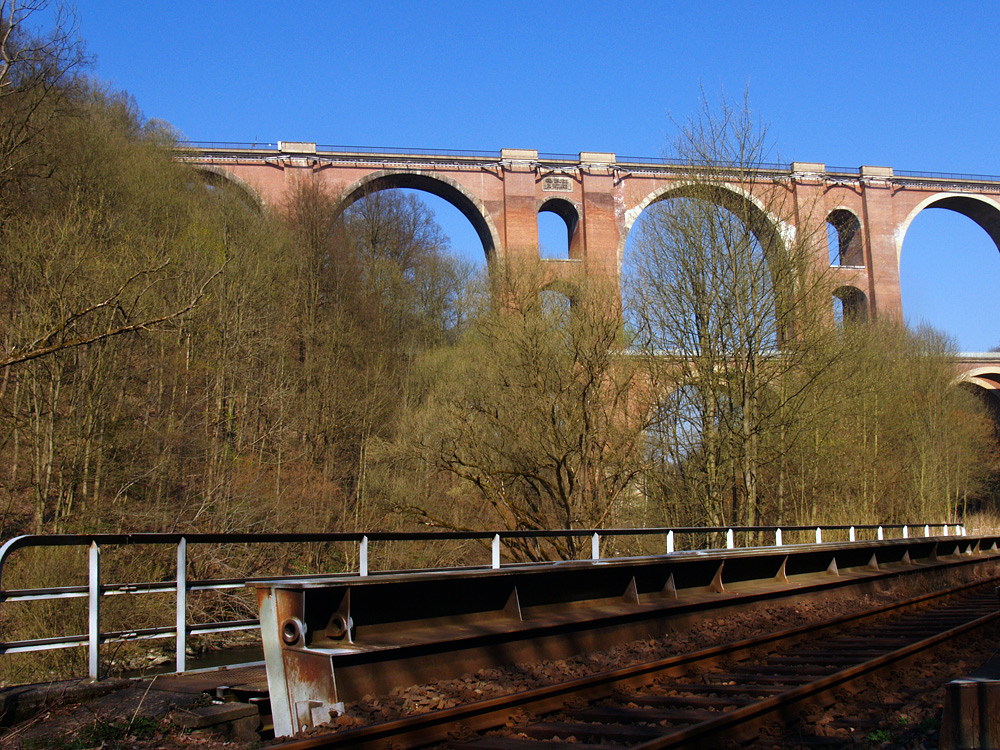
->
[
  {"left": 826, "top": 209, "right": 863, "bottom": 266},
  {"left": 538, "top": 197, "right": 581, "bottom": 260},
  {"left": 622, "top": 186, "right": 789, "bottom": 353},
  {"left": 192, "top": 165, "right": 264, "bottom": 212},
  {"left": 899, "top": 194, "right": 1000, "bottom": 352},
  {"left": 956, "top": 367, "right": 1000, "bottom": 418},
  {"left": 540, "top": 287, "right": 573, "bottom": 328},
  {"left": 620, "top": 182, "right": 787, "bottom": 275},
  {"left": 337, "top": 171, "right": 501, "bottom": 264},
  {"left": 325, "top": 183, "right": 489, "bottom": 345},
  {"left": 833, "top": 285, "right": 868, "bottom": 326}
]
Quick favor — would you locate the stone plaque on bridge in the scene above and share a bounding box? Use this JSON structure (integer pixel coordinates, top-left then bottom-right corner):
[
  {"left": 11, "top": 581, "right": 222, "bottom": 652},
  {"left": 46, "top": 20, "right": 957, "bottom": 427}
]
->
[{"left": 542, "top": 176, "right": 573, "bottom": 192}]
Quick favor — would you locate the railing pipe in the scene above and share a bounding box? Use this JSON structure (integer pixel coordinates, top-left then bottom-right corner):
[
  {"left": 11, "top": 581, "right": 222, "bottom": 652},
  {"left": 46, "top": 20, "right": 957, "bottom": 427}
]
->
[
  {"left": 775, "top": 528, "right": 782, "bottom": 546},
  {"left": 726, "top": 529, "right": 734, "bottom": 549},
  {"left": 492, "top": 534, "right": 500, "bottom": 569},
  {"left": 176, "top": 536, "right": 187, "bottom": 674},
  {"left": 592, "top": 533, "right": 600, "bottom": 560},
  {"left": 359, "top": 536, "right": 369, "bottom": 577},
  {"left": 666, "top": 530, "right": 674, "bottom": 554},
  {"left": 88, "top": 541, "right": 100, "bottom": 680}
]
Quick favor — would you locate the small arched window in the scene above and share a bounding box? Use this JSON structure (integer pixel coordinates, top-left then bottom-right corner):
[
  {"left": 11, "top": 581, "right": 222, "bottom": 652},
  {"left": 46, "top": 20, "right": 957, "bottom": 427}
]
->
[
  {"left": 538, "top": 198, "right": 581, "bottom": 260},
  {"left": 827, "top": 209, "right": 863, "bottom": 267},
  {"left": 833, "top": 286, "right": 868, "bottom": 326}
]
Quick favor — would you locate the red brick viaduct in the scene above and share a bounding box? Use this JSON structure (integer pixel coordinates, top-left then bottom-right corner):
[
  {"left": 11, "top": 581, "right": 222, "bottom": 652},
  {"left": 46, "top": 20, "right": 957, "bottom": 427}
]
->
[{"left": 180, "top": 142, "right": 1000, "bottom": 405}]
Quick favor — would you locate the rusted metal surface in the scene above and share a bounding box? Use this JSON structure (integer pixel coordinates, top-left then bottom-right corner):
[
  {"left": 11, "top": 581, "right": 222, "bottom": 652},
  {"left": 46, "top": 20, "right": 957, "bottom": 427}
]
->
[
  {"left": 253, "top": 537, "right": 999, "bottom": 738},
  {"left": 258, "top": 586, "right": 345, "bottom": 735},
  {"left": 266, "top": 575, "right": 1000, "bottom": 749}
]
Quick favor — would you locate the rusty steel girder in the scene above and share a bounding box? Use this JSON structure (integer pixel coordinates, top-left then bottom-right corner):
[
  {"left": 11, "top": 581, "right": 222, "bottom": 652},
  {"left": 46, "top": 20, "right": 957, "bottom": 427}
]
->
[{"left": 252, "top": 535, "right": 999, "bottom": 738}]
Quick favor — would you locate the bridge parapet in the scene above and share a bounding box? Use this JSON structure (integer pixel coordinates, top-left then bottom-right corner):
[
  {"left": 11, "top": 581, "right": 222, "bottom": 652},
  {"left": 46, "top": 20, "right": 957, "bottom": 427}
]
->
[{"left": 178, "top": 142, "right": 1000, "bottom": 190}]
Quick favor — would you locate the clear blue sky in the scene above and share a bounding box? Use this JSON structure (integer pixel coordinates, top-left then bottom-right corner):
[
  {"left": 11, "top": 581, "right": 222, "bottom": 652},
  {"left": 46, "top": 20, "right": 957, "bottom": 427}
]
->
[{"left": 62, "top": 0, "right": 1000, "bottom": 351}]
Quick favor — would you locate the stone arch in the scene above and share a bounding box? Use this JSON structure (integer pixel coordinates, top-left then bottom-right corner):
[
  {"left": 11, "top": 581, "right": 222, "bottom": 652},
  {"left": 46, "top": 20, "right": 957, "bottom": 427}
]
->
[
  {"left": 537, "top": 282, "right": 575, "bottom": 336},
  {"left": 955, "top": 366, "right": 1000, "bottom": 390},
  {"left": 954, "top": 367, "right": 1000, "bottom": 428},
  {"left": 896, "top": 193, "right": 1000, "bottom": 264},
  {"left": 538, "top": 197, "right": 581, "bottom": 260},
  {"left": 192, "top": 165, "right": 264, "bottom": 211},
  {"left": 541, "top": 277, "right": 580, "bottom": 304},
  {"left": 337, "top": 170, "right": 503, "bottom": 262},
  {"left": 641, "top": 363, "right": 781, "bottom": 468},
  {"left": 620, "top": 181, "right": 797, "bottom": 347},
  {"left": 833, "top": 285, "right": 868, "bottom": 324},
  {"left": 618, "top": 181, "right": 792, "bottom": 276},
  {"left": 826, "top": 207, "right": 863, "bottom": 266}
]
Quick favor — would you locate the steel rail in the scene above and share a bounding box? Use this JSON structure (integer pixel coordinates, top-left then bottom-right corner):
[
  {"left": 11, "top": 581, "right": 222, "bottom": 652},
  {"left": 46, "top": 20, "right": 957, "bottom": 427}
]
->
[
  {"left": 632, "top": 600, "right": 1000, "bottom": 749},
  {"left": 268, "top": 574, "right": 1000, "bottom": 749}
]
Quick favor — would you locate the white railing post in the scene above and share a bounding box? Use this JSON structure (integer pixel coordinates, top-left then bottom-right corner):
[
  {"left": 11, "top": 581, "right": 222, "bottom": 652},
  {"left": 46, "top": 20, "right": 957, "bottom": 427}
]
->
[
  {"left": 176, "top": 536, "right": 187, "bottom": 674},
  {"left": 877, "top": 526, "right": 884, "bottom": 541},
  {"left": 492, "top": 534, "right": 500, "bottom": 569},
  {"left": 359, "top": 535, "right": 368, "bottom": 577},
  {"left": 944, "top": 524, "right": 949, "bottom": 536},
  {"left": 775, "top": 528, "right": 782, "bottom": 546},
  {"left": 726, "top": 528, "right": 734, "bottom": 549},
  {"left": 815, "top": 527, "right": 822, "bottom": 544},
  {"left": 903, "top": 525, "right": 908, "bottom": 539},
  {"left": 924, "top": 524, "right": 930, "bottom": 537},
  {"left": 591, "top": 533, "right": 600, "bottom": 561},
  {"left": 666, "top": 530, "right": 674, "bottom": 554},
  {"left": 88, "top": 541, "right": 100, "bottom": 680},
  {"left": 849, "top": 526, "right": 856, "bottom": 542}
]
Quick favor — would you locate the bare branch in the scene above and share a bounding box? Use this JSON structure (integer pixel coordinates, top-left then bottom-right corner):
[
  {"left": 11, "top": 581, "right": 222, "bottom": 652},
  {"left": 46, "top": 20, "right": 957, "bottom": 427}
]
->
[{"left": 0, "top": 264, "right": 224, "bottom": 369}]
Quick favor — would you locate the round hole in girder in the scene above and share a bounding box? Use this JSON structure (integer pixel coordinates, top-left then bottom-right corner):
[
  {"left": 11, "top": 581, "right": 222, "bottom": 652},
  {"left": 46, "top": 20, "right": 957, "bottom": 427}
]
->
[
  {"left": 281, "top": 617, "right": 305, "bottom": 645},
  {"left": 325, "top": 614, "right": 350, "bottom": 640}
]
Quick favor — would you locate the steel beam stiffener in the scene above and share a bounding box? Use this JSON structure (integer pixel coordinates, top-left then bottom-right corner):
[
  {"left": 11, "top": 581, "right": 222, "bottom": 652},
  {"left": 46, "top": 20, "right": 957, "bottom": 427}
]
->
[
  {"left": 255, "top": 585, "right": 353, "bottom": 735},
  {"left": 252, "top": 535, "right": 1000, "bottom": 738}
]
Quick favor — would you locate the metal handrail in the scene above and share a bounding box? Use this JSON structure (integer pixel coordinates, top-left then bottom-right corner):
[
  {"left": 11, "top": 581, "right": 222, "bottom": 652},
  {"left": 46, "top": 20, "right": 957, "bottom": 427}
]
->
[
  {"left": 315, "top": 144, "right": 500, "bottom": 159},
  {"left": 894, "top": 168, "right": 1000, "bottom": 182},
  {"left": 0, "top": 523, "right": 963, "bottom": 680},
  {"left": 176, "top": 142, "right": 1000, "bottom": 184},
  {"left": 537, "top": 152, "right": 580, "bottom": 162},
  {"left": 615, "top": 154, "right": 793, "bottom": 172},
  {"left": 179, "top": 141, "right": 279, "bottom": 151}
]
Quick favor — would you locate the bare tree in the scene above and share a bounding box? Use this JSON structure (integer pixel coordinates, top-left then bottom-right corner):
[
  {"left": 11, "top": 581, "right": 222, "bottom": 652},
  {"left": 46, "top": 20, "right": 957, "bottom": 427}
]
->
[
  {"left": 0, "top": 0, "right": 86, "bottom": 212},
  {"left": 396, "top": 262, "right": 652, "bottom": 560},
  {"left": 624, "top": 91, "right": 836, "bottom": 529}
]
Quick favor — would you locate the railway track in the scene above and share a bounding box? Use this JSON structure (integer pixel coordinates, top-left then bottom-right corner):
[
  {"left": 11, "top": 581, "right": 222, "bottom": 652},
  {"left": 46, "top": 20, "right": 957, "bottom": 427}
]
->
[{"left": 271, "top": 575, "right": 1000, "bottom": 750}]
